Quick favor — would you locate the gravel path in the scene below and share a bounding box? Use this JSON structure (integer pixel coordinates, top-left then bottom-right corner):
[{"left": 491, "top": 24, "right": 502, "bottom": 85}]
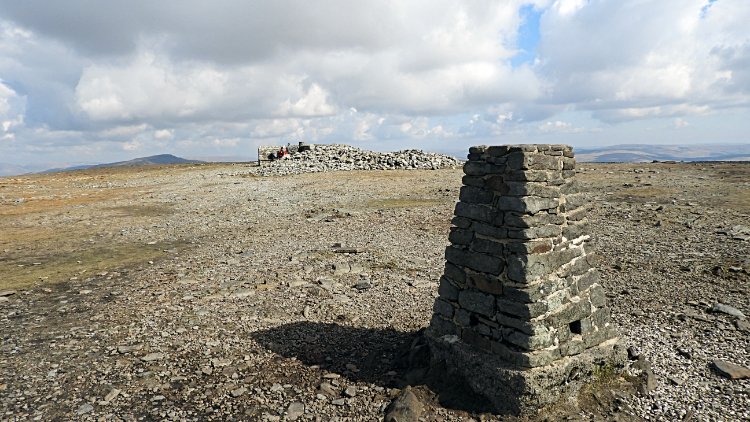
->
[{"left": 1, "top": 161, "right": 749, "bottom": 421}]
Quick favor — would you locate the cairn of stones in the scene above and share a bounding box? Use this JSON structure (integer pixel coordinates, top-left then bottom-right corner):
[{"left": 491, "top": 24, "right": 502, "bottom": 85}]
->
[
  {"left": 426, "top": 144, "right": 625, "bottom": 415},
  {"left": 254, "top": 143, "right": 461, "bottom": 176}
]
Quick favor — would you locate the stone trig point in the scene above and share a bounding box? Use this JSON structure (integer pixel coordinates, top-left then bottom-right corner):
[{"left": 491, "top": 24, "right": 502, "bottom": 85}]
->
[{"left": 426, "top": 144, "right": 626, "bottom": 415}]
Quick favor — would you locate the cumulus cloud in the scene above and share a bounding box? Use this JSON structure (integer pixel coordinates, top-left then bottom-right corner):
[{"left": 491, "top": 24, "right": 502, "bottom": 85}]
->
[
  {"left": 538, "top": 120, "right": 584, "bottom": 133},
  {"left": 0, "top": 0, "right": 748, "bottom": 164},
  {"left": 536, "top": 0, "right": 750, "bottom": 122}
]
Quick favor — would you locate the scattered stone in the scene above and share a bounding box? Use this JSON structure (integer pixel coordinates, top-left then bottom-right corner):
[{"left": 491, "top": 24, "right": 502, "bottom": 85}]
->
[
  {"left": 141, "top": 352, "right": 165, "bottom": 362},
  {"left": 230, "top": 288, "right": 255, "bottom": 298},
  {"left": 117, "top": 344, "right": 143, "bottom": 354},
  {"left": 332, "top": 398, "right": 346, "bottom": 406},
  {"left": 104, "top": 388, "right": 121, "bottom": 402},
  {"left": 710, "top": 303, "right": 746, "bottom": 319},
  {"left": 0, "top": 289, "right": 18, "bottom": 297},
  {"left": 385, "top": 388, "right": 423, "bottom": 422},
  {"left": 344, "top": 385, "right": 357, "bottom": 397},
  {"left": 77, "top": 403, "right": 94, "bottom": 415},
  {"left": 712, "top": 359, "right": 750, "bottom": 379},
  {"left": 231, "top": 387, "right": 247, "bottom": 397},
  {"left": 286, "top": 401, "right": 305, "bottom": 420}
]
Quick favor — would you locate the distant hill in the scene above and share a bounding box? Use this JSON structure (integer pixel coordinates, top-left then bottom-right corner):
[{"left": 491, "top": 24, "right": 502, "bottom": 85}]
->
[
  {"left": 39, "top": 154, "right": 204, "bottom": 174},
  {"left": 576, "top": 144, "right": 750, "bottom": 163},
  {"left": 0, "top": 163, "right": 32, "bottom": 177}
]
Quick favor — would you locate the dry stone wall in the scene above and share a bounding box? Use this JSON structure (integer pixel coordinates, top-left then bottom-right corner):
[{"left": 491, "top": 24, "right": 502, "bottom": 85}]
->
[{"left": 426, "top": 144, "right": 625, "bottom": 415}]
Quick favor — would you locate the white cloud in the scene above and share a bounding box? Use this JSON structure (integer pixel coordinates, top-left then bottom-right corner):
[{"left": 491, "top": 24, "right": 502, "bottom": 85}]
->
[
  {"left": 99, "top": 124, "right": 150, "bottom": 138},
  {"left": 0, "top": 0, "right": 748, "bottom": 165},
  {"left": 154, "top": 129, "right": 174, "bottom": 139},
  {"left": 672, "top": 117, "right": 690, "bottom": 129},
  {"left": 277, "top": 84, "right": 336, "bottom": 117},
  {"left": 538, "top": 120, "right": 584, "bottom": 133},
  {"left": 123, "top": 139, "right": 142, "bottom": 151}
]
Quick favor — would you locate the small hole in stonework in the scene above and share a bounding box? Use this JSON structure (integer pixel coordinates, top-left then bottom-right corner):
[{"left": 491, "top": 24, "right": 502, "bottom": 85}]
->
[{"left": 570, "top": 320, "right": 582, "bottom": 334}]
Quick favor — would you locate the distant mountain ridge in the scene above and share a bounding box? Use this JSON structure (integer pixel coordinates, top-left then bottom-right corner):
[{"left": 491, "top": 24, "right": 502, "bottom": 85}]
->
[
  {"left": 576, "top": 143, "right": 750, "bottom": 163},
  {"left": 39, "top": 154, "right": 205, "bottom": 174},
  {"left": 3, "top": 145, "right": 750, "bottom": 177}
]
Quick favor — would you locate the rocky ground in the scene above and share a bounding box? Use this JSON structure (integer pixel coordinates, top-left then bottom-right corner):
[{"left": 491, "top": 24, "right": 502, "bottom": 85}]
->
[{"left": 0, "top": 158, "right": 749, "bottom": 422}]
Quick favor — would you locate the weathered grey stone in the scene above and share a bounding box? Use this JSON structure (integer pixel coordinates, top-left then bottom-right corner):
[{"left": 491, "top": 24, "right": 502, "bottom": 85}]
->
[
  {"left": 563, "top": 150, "right": 575, "bottom": 157},
  {"left": 505, "top": 239, "right": 554, "bottom": 255},
  {"left": 507, "top": 225, "right": 563, "bottom": 240},
  {"left": 462, "top": 175, "right": 486, "bottom": 187},
  {"left": 487, "top": 145, "right": 510, "bottom": 156},
  {"left": 712, "top": 359, "right": 750, "bottom": 379},
  {"left": 446, "top": 246, "right": 504, "bottom": 276},
  {"left": 426, "top": 330, "right": 626, "bottom": 415},
  {"left": 504, "top": 212, "right": 565, "bottom": 228},
  {"left": 448, "top": 228, "right": 474, "bottom": 245},
  {"left": 429, "top": 315, "right": 458, "bottom": 335},
  {"left": 566, "top": 206, "right": 587, "bottom": 221},
  {"left": 562, "top": 157, "right": 576, "bottom": 170},
  {"left": 591, "top": 307, "right": 611, "bottom": 328},
  {"left": 471, "top": 221, "right": 507, "bottom": 240},
  {"left": 562, "top": 170, "right": 576, "bottom": 179},
  {"left": 451, "top": 216, "right": 472, "bottom": 229},
  {"left": 433, "top": 299, "right": 455, "bottom": 318},
  {"left": 548, "top": 300, "right": 592, "bottom": 328},
  {"left": 454, "top": 309, "right": 471, "bottom": 327},
  {"left": 507, "top": 247, "right": 583, "bottom": 283},
  {"left": 589, "top": 285, "right": 606, "bottom": 308},
  {"left": 506, "top": 170, "right": 563, "bottom": 183},
  {"left": 384, "top": 387, "right": 423, "bottom": 422},
  {"left": 505, "top": 330, "right": 553, "bottom": 351},
  {"left": 560, "top": 339, "right": 585, "bottom": 356},
  {"left": 506, "top": 152, "right": 561, "bottom": 171},
  {"left": 466, "top": 273, "right": 503, "bottom": 295},
  {"left": 485, "top": 175, "right": 507, "bottom": 193},
  {"left": 463, "top": 161, "right": 488, "bottom": 176},
  {"left": 560, "top": 256, "right": 592, "bottom": 278},
  {"left": 469, "top": 145, "right": 489, "bottom": 154},
  {"left": 559, "top": 179, "right": 579, "bottom": 195},
  {"left": 563, "top": 220, "right": 589, "bottom": 240},
  {"left": 471, "top": 237, "right": 504, "bottom": 256},
  {"left": 495, "top": 313, "right": 548, "bottom": 336},
  {"left": 459, "top": 186, "right": 495, "bottom": 204},
  {"left": 557, "top": 324, "right": 572, "bottom": 342},
  {"left": 710, "top": 303, "right": 746, "bottom": 319},
  {"left": 501, "top": 181, "right": 561, "bottom": 198},
  {"left": 462, "top": 328, "right": 492, "bottom": 351},
  {"left": 444, "top": 263, "right": 466, "bottom": 285},
  {"left": 497, "top": 299, "right": 548, "bottom": 319},
  {"left": 495, "top": 196, "right": 559, "bottom": 214},
  {"left": 583, "top": 326, "right": 617, "bottom": 347},
  {"left": 563, "top": 194, "right": 586, "bottom": 211},
  {"left": 458, "top": 290, "right": 496, "bottom": 317},
  {"left": 545, "top": 288, "right": 571, "bottom": 313},
  {"left": 570, "top": 317, "right": 593, "bottom": 335},
  {"left": 454, "top": 202, "right": 504, "bottom": 226},
  {"left": 503, "top": 278, "right": 558, "bottom": 303},
  {"left": 577, "top": 269, "right": 600, "bottom": 291},
  {"left": 438, "top": 277, "right": 460, "bottom": 301}
]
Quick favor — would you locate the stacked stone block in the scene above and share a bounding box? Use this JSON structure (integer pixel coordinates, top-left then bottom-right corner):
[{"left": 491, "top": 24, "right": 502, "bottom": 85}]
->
[
  {"left": 258, "top": 143, "right": 302, "bottom": 164},
  {"left": 429, "top": 144, "right": 617, "bottom": 369}
]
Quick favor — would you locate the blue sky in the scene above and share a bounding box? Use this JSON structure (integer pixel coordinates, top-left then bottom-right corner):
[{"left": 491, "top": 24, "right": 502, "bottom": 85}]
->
[{"left": 0, "top": 0, "right": 749, "bottom": 165}]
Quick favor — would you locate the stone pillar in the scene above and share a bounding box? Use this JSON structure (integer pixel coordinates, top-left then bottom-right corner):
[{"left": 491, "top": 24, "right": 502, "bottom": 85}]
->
[{"left": 426, "top": 144, "right": 626, "bottom": 415}]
